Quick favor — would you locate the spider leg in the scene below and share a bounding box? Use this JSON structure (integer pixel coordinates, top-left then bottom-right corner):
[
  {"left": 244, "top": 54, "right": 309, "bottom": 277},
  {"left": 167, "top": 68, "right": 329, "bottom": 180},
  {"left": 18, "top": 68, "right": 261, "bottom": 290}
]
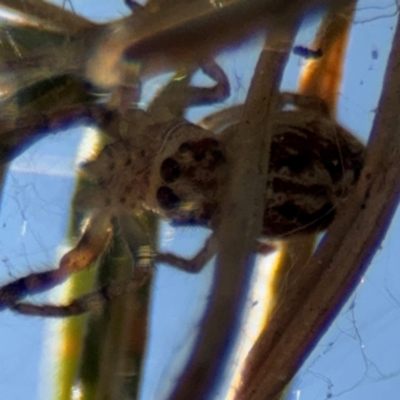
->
[
  {"left": 156, "top": 235, "right": 276, "bottom": 274},
  {"left": 0, "top": 212, "right": 112, "bottom": 310},
  {"left": 147, "top": 59, "right": 230, "bottom": 120},
  {"left": 12, "top": 214, "right": 158, "bottom": 317},
  {"left": 0, "top": 103, "right": 111, "bottom": 164},
  {"left": 198, "top": 91, "right": 332, "bottom": 135},
  {"left": 185, "top": 59, "right": 231, "bottom": 107},
  {"left": 156, "top": 235, "right": 218, "bottom": 273},
  {"left": 279, "top": 92, "right": 331, "bottom": 117},
  {"left": 198, "top": 104, "right": 243, "bottom": 131},
  {"left": 10, "top": 268, "right": 150, "bottom": 317}
]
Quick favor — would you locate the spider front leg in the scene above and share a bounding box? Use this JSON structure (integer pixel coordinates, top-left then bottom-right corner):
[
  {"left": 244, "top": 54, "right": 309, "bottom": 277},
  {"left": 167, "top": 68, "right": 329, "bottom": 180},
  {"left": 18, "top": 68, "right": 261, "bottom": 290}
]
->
[
  {"left": 156, "top": 235, "right": 218, "bottom": 273},
  {"left": 147, "top": 59, "right": 230, "bottom": 120},
  {"left": 0, "top": 212, "right": 112, "bottom": 313},
  {"left": 11, "top": 267, "right": 150, "bottom": 317},
  {"left": 185, "top": 60, "right": 231, "bottom": 107},
  {"left": 156, "top": 235, "right": 276, "bottom": 274}
]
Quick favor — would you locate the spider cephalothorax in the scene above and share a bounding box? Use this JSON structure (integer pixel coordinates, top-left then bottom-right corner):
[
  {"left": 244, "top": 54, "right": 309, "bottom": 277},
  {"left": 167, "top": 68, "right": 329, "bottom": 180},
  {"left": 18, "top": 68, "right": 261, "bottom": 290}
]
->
[
  {"left": 148, "top": 125, "right": 228, "bottom": 228},
  {"left": 81, "top": 113, "right": 229, "bottom": 228}
]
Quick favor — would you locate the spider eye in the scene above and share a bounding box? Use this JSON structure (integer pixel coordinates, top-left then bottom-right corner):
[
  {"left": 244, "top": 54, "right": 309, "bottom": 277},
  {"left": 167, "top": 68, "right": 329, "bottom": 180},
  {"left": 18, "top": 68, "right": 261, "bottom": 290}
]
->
[
  {"left": 157, "top": 186, "right": 181, "bottom": 210},
  {"left": 160, "top": 158, "right": 181, "bottom": 183}
]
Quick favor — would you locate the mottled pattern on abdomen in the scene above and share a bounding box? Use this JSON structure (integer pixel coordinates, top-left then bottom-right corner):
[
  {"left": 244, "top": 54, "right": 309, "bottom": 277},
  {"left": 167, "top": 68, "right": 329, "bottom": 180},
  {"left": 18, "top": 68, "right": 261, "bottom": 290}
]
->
[{"left": 263, "top": 114, "right": 364, "bottom": 238}]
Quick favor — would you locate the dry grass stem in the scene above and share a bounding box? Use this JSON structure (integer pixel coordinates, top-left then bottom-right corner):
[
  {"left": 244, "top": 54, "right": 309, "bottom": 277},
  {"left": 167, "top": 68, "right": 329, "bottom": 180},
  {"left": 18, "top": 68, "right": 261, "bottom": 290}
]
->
[
  {"left": 238, "top": 9, "right": 400, "bottom": 400},
  {"left": 0, "top": 0, "right": 94, "bottom": 33},
  {"left": 167, "top": 20, "right": 301, "bottom": 400}
]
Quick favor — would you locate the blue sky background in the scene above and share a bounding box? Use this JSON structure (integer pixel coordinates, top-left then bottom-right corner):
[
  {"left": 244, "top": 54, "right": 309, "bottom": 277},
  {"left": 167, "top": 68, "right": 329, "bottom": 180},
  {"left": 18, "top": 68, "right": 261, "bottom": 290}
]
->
[{"left": 0, "top": 1, "right": 399, "bottom": 400}]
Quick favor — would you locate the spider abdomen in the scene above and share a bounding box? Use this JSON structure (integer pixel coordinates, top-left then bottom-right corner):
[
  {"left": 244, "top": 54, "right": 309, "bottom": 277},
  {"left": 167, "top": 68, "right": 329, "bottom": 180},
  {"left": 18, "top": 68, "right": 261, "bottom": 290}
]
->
[{"left": 263, "top": 111, "right": 364, "bottom": 237}]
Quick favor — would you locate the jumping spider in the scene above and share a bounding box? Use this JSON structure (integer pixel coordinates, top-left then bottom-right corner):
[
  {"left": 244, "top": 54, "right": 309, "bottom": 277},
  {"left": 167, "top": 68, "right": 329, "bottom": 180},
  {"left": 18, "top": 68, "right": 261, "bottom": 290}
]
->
[{"left": 0, "top": 62, "right": 365, "bottom": 317}]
